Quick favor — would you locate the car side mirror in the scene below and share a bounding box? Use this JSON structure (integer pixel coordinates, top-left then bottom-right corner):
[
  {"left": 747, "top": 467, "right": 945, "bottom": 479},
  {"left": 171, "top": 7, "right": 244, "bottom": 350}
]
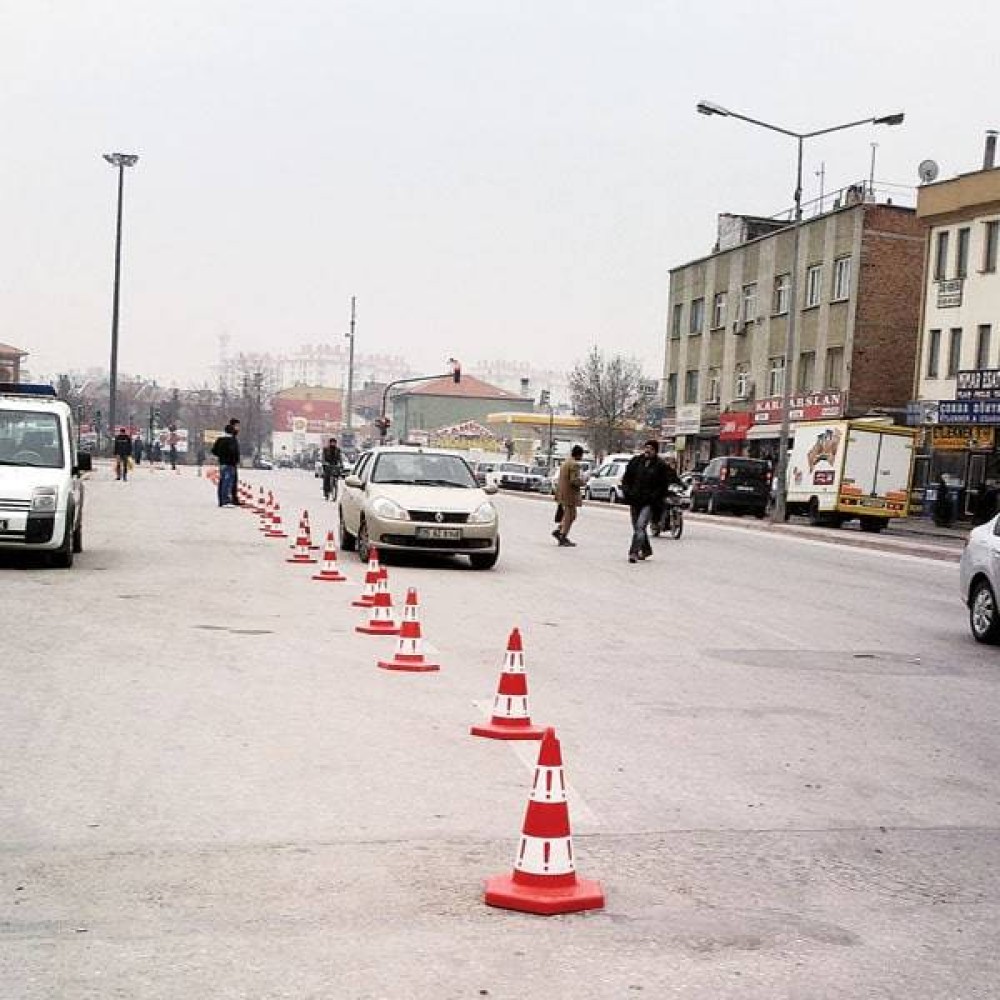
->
[
  {"left": 76, "top": 452, "right": 93, "bottom": 473},
  {"left": 484, "top": 483, "right": 498, "bottom": 495},
  {"left": 344, "top": 474, "right": 363, "bottom": 489}
]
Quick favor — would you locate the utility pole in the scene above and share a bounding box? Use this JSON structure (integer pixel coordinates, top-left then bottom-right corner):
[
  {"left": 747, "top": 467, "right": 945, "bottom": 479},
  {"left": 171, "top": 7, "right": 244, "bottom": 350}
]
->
[
  {"left": 344, "top": 296, "right": 356, "bottom": 448},
  {"left": 815, "top": 161, "right": 826, "bottom": 215}
]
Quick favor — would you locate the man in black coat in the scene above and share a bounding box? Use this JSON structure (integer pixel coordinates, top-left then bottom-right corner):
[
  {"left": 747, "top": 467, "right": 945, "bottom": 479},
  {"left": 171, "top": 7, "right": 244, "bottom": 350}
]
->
[
  {"left": 211, "top": 420, "right": 241, "bottom": 507},
  {"left": 113, "top": 427, "right": 133, "bottom": 481},
  {"left": 621, "top": 439, "right": 670, "bottom": 563}
]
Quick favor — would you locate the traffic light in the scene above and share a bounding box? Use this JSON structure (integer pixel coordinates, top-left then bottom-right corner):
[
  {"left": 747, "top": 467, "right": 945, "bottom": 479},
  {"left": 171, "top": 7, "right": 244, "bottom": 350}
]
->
[{"left": 375, "top": 416, "right": 391, "bottom": 434}]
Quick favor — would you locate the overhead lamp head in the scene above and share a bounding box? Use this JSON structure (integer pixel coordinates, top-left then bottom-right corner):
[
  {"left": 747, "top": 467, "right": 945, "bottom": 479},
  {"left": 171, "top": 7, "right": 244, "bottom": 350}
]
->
[
  {"left": 696, "top": 100, "right": 729, "bottom": 117},
  {"left": 103, "top": 152, "right": 139, "bottom": 167},
  {"left": 874, "top": 112, "right": 905, "bottom": 127}
]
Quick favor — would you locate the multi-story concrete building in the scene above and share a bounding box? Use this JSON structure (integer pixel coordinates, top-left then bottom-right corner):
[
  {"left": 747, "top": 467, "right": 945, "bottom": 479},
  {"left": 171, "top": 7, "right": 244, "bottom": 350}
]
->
[
  {"left": 911, "top": 134, "right": 1000, "bottom": 504},
  {"left": 662, "top": 199, "right": 924, "bottom": 469},
  {"left": 0, "top": 343, "right": 28, "bottom": 383}
]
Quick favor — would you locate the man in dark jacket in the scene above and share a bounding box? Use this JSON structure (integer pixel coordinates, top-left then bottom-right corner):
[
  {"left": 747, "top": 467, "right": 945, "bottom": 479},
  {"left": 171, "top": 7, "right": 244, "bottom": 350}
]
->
[
  {"left": 211, "top": 421, "right": 241, "bottom": 507},
  {"left": 113, "top": 427, "right": 132, "bottom": 481},
  {"left": 321, "top": 436, "right": 343, "bottom": 501},
  {"left": 621, "top": 439, "right": 670, "bottom": 563}
]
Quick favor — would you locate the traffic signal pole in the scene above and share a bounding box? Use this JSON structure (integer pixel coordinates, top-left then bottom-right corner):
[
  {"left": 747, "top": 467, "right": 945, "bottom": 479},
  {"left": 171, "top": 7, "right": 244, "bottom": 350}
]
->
[{"left": 378, "top": 362, "right": 461, "bottom": 444}]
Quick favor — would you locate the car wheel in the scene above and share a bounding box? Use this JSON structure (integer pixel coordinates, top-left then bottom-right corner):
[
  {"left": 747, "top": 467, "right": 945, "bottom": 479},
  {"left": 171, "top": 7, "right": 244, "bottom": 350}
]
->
[
  {"left": 72, "top": 517, "right": 83, "bottom": 553},
  {"left": 339, "top": 509, "right": 357, "bottom": 552},
  {"left": 753, "top": 508, "right": 766, "bottom": 520},
  {"left": 808, "top": 497, "right": 823, "bottom": 526},
  {"left": 51, "top": 513, "right": 74, "bottom": 569},
  {"left": 859, "top": 517, "right": 885, "bottom": 533},
  {"left": 611, "top": 489, "right": 621, "bottom": 504},
  {"left": 970, "top": 578, "right": 1000, "bottom": 644},
  {"left": 357, "top": 520, "right": 371, "bottom": 563},
  {"left": 470, "top": 536, "right": 499, "bottom": 570},
  {"left": 583, "top": 487, "right": 591, "bottom": 500}
]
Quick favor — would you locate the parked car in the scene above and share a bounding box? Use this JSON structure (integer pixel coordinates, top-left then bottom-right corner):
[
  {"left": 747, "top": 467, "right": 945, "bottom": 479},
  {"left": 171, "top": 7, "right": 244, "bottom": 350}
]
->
[
  {"left": 583, "top": 459, "right": 630, "bottom": 503},
  {"left": 689, "top": 456, "right": 771, "bottom": 517},
  {"left": 960, "top": 513, "right": 1000, "bottom": 642},
  {"left": 496, "top": 462, "right": 544, "bottom": 492},
  {"left": 471, "top": 461, "right": 499, "bottom": 488},
  {"left": 339, "top": 447, "right": 500, "bottom": 569},
  {"left": 252, "top": 455, "right": 274, "bottom": 470}
]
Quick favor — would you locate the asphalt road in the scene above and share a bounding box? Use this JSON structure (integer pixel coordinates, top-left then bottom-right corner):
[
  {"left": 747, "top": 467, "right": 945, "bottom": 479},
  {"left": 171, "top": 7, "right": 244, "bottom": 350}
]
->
[{"left": 2, "top": 464, "right": 999, "bottom": 999}]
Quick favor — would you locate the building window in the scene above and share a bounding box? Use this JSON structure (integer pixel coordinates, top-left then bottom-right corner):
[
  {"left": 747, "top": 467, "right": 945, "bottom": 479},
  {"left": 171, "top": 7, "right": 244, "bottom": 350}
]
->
[
  {"left": 671, "top": 303, "right": 683, "bottom": 339},
  {"left": 977, "top": 325, "right": 992, "bottom": 370},
  {"left": 805, "top": 265, "right": 822, "bottom": 307},
  {"left": 824, "top": 347, "right": 844, "bottom": 387},
  {"left": 773, "top": 273, "right": 790, "bottom": 315},
  {"left": 689, "top": 297, "right": 705, "bottom": 335},
  {"left": 712, "top": 292, "right": 727, "bottom": 329},
  {"left": 684, "top": 369, "right": 699, "bottom": 404},
  {"left": 956, "top": 227, "right": 971, "bottom": 279},
  {"left": 985, "top": 220, "right": 999, "bottom": 273},
  {"left": 926, "top": 328, "right": 941, "bottom": 378},
  {"left": 934, "top": 230, "right": 949, "bottom": 281},
  {"left": 947, "top": 328, "right": 963, "bottom": 378},
  {"left": 735, "top": 366, "right": 749, "bottom": 399},
  {"left": 707, "top": 369, "right": 720, "bottom": 403},
  {"left": 798, "top": 351, "right": 815, "bottom": 392},
  {"left": 832, "top": 257, "right": 851, "bottom": 301},
  {"left": 768, "top": 356, "right": 786, "bottom": 397},
  {"left": 665, "top": 373, "right": 677, "bottom": 406},
  {"left": 741, "top": 283, "right": 758, "bottom": 324}
]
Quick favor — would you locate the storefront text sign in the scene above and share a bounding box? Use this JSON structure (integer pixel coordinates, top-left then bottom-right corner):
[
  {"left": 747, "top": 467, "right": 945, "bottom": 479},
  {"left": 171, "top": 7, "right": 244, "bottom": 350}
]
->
[
  {"left": 938, "top": 399, "right": 1000, "bottom": 425},
  {"left": 931, "top": 425, "right": 996, "bottom": 450},
  {"left": 956, "top": 369, "right": 1000, "bottom": 400},
  {"left": 753, "top": 391, "right": 844, "bottom": 424},
  {"left": 719, "top": 411, "right": 754, "bottom": 441},
  {"left": 675, "top": 405, "right": 701, "bottom": 436}
]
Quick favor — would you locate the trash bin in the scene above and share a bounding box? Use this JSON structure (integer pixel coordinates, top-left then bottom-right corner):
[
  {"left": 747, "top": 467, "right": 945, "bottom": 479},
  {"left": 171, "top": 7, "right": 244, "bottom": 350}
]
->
[
  {"left": 923, "top": 483, "right": 939, "bottom": 519},
  {"left": 947, "top": 485, "right": 965, "bottom": 522}
]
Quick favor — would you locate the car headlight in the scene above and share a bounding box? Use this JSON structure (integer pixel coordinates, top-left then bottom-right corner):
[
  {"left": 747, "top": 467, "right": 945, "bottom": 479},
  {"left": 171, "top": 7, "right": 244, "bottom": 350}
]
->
[
  {"left": 468, "top": 501, "right": 497, "bottom": 524},
  {"left": 31, "top": 486, "right": 58, "bottom": 512},
  {"left": 370, "top": 496, "right": 409, "bottom": 521}
]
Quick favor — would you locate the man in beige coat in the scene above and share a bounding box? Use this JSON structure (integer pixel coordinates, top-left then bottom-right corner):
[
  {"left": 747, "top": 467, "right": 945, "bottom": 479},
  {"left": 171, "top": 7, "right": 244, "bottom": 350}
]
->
[{"left": 553, "top": 444, "right": 585, "bottom": 547}]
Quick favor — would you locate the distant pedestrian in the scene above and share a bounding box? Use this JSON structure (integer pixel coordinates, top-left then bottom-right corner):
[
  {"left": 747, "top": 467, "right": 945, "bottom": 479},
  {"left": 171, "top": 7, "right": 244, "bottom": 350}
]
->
[
  {"left": 151, "top": 440, "right": 162, "bottom": 465},
  {"left": 133, "top": 435, "right": 144, "bottom": 465},
  {"left": 227, "top": 419, "right": 241, "bottom": 504},
  {"left": 933, "top": 473, "right": 952, "bottom": 527},
  {"left": 552, "top": 444, "right": 585, "bottom": 547},
  {"left": 167, "top": 426, "right": 179, "bottom": 471},
  {"left": 211, "top": 420, "right": 241, "bottom": 507},
  {"left": 196, "top": 445, "right": 206, "bottom": 477},
  {"left": 622, "top": 440, "right": 670, "bottom": 563},
  {"left": 113, "top": 427, "right": 132, "bottom": 481}
]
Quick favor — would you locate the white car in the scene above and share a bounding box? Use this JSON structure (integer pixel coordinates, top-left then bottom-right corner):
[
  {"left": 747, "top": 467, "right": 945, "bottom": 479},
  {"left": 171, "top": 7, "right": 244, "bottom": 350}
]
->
[
  {"left": 583, "top": 459, "right": 630, "bottom": 503},
  {"left": 339, "top": 447, "right": 500, "bottom": 569},
  {"left": 960, "top": 514, "right": 1000, "bottom": 642}
]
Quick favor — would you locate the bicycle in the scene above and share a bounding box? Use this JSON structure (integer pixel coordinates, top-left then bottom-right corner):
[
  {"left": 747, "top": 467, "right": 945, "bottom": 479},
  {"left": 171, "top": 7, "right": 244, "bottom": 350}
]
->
[
  {"left": 651, "top": 485, "right": 685, "bottom": 540},
  {"left": 322, "top": 465, "right": 342, "bottom": 502}
]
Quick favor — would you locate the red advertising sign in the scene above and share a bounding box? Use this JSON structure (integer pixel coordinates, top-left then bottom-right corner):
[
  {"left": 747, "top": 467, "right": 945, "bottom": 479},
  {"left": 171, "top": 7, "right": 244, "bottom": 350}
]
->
[
  {"left": 753, "top": 391, "right": 844, "bottom": 424},
  {"left": 271, "top": 397, "right": 343, "bottom": 434},
  {"left": 719, "top": 411, "right": 754, "bottom": 441}
]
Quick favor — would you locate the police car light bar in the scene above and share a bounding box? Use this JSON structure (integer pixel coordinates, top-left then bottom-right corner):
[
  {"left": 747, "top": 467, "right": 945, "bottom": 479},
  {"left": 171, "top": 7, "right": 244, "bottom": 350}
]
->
[{"left": 0, "top": 383, "right": 58, "bottom": 397}]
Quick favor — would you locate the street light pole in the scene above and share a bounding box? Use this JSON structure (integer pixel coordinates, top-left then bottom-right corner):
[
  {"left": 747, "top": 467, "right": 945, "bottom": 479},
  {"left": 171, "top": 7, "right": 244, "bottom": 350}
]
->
[
  {"left": 103, "top": 152, "right": 139, "bottom": 447},
  {"left": 695, "top": 102, "right": 904, "bottom": 522},
  {"left": 344, "top": 296, "right": 356, "bottom": 447}
]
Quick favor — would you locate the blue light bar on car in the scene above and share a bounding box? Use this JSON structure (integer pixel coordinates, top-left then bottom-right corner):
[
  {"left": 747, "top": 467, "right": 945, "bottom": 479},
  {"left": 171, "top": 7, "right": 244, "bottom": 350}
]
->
[{"left": 0, "top": 383, "right": 58, "bottom": 397}]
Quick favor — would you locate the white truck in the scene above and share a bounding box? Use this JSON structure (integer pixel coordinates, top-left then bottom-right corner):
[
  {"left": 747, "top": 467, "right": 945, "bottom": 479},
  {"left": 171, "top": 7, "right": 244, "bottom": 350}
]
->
[{"left": 785, "top": 419, "right": 916, "bottom": 532}]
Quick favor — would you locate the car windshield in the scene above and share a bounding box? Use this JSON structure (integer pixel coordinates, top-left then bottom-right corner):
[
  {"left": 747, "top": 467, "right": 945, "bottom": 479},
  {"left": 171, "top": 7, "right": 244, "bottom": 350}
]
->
[
  {"left": 0, "top": 411, "right": 65, "bottom": 469},
  {"left": 371, "top": 452, "right": 478, "bottom": 488}
]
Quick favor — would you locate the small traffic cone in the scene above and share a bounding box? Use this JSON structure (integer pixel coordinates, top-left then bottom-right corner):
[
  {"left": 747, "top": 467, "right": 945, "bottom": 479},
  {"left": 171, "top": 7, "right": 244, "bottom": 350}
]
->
[
  {"left": 355, "top": 570, "right": 399, "bottom": 635},
  {"left": 312, "top": 531, "right": 347, "bottom": 582},
  {"left": 254, "top": 486, "right": 266, "bottom": 514},
  {"left": 286, "top": 522, "right": 317, "bottom": 563},
  {"left": 265, "top": 502, "right": 288, "bottom": 539},
  {"left": 484, "top": 727, "right": 604, "bottom": 916},
  {"left": 470, "top": 628, "right": 546, "bottom": 740},
  {"left": 378, "top": 588, "right": 439, "bottom": 671},
  {"left": 351, "top": 547, "right": 381, "bottom": 607},
  {"left": 259, "top": 492, "right": 275, "bottom": 532},
  {"left": 302, "top": 510, "right": 321, "bottom": 551}
]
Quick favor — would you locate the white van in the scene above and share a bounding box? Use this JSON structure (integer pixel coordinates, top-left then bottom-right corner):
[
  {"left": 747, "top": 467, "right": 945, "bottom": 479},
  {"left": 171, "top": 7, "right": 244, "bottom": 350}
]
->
[{"left": 0, "top": 384, "right": 92, "bottom": 568}]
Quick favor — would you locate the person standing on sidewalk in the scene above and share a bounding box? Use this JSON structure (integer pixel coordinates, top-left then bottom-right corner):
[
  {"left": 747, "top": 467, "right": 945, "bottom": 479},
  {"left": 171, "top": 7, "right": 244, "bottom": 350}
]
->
[
  {"left": 113, "top": 427, "right": 133, "bottom": 481},
  {"left": 552, "top": 444, "right": 585, "bottom": 547},
  {"left": 621, "top": 439, "right": 670, "bottom": 563},
  {"left": 211, "top": 421, "right": 241, "bottom": 507}
]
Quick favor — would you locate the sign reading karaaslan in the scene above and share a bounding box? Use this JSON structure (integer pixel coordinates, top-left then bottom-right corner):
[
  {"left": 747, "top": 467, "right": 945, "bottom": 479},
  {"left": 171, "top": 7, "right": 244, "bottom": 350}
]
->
[
  {"left": 753, "top": 391, "right": 843, "bottom": 424},
  {"left": 956, "top": 369, "right": 1000, "bottom": 400}
]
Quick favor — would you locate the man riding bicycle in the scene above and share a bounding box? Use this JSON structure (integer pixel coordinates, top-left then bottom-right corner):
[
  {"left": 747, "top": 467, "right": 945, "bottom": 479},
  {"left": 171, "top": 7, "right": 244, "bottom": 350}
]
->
[{"left": 321, "top": 436, "right": 343, "bottom": 501}]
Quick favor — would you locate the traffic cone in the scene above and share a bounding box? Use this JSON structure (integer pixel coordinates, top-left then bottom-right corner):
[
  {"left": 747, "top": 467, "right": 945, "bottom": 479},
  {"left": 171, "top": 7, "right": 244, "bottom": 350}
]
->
[
  {"left": 259, "top": 492, "right": 274, "bottom": 532},
  {"left": 286, "top": 522, "right": 317, "bottom": 563},
  {"left": 484, "top": 727, "right": 604, "bottom": 915},
  {"left": 355, "top": 569, "right": 399, "bottom": 635},
  {"left": 351, "top": 547, "right": 381, "bottom": 607},
  {"left": 378, "top": 588, "right": 439, "bottom": 671},
  {"left": 312, "top": 531, "right": 347, "bottom": 582},
  {"left": 302, "top": 510, "right": 321, "bottom": 550},
  {"left": 470, "top": 628, "right": 546, "bottom": 740},
  {"left": 265, "top": 502, "right": 288, "bottom": 539},
  {"left": 254, "top": 486, "right": 266, "bottom": 514}
]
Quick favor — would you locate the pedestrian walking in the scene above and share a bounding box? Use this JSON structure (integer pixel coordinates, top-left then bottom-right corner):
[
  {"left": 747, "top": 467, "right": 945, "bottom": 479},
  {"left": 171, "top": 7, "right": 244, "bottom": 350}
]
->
[
  {"left": 227, "top": 419, "right": 241, "bottom": 504},
  {"left": 151, "top": 440, "right": 162, "bottom": 465},
  {"left": 133, "top": 435, "right": 144, "bottom": 465},
  {"left": 321, "top": 436, "right": 343, "bottom": 501},
  {"left": 211, "top": 420, "right": 241, "bottom": 507},
  {"left": 113, "top": 427, "right": 133, "bottom": 481},
  {"left": 552, "top": 444, "right": 585, "bottom": 547},
  {"left": 621, "top": 439, "right": 670, "bottom": 563},
  {"left": 167, "top": 425, "right": 179, "bottom": 471},
  {"left": 196, "top": 445, "right": 206, "bottom": 477}
]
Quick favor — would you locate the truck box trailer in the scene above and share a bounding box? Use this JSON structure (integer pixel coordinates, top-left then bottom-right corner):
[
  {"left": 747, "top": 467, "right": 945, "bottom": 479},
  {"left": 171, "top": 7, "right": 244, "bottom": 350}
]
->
[{"left": 785, "top": 420, "right": 916, "bottom": 532}]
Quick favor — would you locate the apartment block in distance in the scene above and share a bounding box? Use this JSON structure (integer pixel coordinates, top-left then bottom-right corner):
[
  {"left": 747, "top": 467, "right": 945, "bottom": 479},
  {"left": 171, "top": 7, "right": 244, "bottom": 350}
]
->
[{"left": 662, "top": 198, "right": 924, "bottom": 469}]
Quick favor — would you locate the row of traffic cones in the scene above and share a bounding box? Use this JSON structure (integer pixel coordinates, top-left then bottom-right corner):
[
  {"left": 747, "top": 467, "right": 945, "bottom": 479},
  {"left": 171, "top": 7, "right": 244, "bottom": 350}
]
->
[{"left": 210, "top": 475, "right": 602, "bottom": 915}]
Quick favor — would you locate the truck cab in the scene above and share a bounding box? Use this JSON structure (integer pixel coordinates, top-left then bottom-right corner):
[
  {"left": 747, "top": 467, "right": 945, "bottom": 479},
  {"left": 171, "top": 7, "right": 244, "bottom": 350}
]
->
[{"left": 0, "top": 384, "right": 92, "bottom": 567}]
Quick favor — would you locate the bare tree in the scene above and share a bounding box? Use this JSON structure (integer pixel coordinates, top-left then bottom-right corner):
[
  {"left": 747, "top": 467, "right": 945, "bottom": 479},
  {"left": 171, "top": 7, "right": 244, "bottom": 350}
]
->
[{"left": 568, "top": 348, "right": 643, "bottom": 458}]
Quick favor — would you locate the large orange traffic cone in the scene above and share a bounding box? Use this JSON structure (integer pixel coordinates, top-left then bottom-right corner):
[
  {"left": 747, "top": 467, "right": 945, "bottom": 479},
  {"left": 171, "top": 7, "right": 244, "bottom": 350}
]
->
[
  {"left": 351, "top": 547, "right": 381, "bottom": 608},
  {"left": 286, "top": 520, "right": 317, "bottom": 563},
  {"left": 265, "top": 502, "right": 288, "bottom": 539},
  {"left": 312, "top": 531, "right": 347, "bottom": 582},
  {"left": 356, "top": 570, "right": 399, "bottom": 635},
  {"left": 378, "top": 588, "right": 439, "bottom": 671},
  {"left": 484, "top": 727, "right": 604, "bottom": 915},
  {"left": 470, "top": 628, "right": 546, "bottom": 740}
]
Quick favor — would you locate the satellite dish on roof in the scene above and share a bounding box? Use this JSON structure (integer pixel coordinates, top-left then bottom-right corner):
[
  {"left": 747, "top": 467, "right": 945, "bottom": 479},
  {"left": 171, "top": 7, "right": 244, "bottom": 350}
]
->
[{"left": 918, "top": 159, "right": 940, "bottom": 184}]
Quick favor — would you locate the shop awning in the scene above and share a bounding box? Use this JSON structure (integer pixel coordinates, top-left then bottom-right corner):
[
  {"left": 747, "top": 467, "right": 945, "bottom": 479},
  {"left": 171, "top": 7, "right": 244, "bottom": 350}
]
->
[{"left": 746, "top": 424, "right": 782, "bottom": 441}]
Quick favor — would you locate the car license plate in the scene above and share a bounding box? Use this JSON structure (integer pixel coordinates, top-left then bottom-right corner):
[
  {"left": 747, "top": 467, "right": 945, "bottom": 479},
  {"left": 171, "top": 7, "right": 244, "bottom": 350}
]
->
[
  {"left": 416, "top": 526, "right": 461, "bottom": 540},
  {"left": 736, "top": 485, "right": 753, "bottom": 492},
  {"left": 0, "top": 519, "right": 7, "bottom": 531}
]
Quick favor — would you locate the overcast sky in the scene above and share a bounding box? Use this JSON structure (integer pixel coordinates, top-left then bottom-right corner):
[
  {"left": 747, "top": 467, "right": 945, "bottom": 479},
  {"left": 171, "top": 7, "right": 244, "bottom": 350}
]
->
[{"left": 2, "top": 0, "right": 997, "bottom": 387}]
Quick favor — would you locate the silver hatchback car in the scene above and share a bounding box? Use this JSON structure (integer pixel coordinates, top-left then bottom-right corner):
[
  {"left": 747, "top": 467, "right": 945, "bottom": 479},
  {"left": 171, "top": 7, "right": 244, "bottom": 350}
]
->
[{"left": 959, "top": 513, "right": 1000, "bottom": 642}]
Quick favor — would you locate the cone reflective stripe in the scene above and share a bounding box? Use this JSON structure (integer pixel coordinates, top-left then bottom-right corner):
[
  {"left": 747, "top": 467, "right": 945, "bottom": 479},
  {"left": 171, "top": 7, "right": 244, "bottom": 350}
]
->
[
  {"left": 265, "top": 502, "right": 288, "bottom": 538},
  {"left": 484, "top": 728, "right": 604, "bottom": 915},
  {"left": 312, "top": 531, "right": 347, "bottom": 582},
  {"left": 351, "top": 547, "right": 381, "bottom": 607},
  {"left": 378, "top": 588, "right": 439, "bottom": 671},
  {"left": 470, "top": 628, "right": 545, "bottom": 740},
  {"left": 286, "top": 524, "right": 317, "bottom": 563},
  {"left": 355, "top": 573, "right": 399, "bottom": 635}
]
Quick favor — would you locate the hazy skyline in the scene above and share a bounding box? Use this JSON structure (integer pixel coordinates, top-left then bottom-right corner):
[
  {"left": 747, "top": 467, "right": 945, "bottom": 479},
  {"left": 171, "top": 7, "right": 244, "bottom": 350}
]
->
[{"left": 3, "top": 1, "right": 998, "bottom": 387}]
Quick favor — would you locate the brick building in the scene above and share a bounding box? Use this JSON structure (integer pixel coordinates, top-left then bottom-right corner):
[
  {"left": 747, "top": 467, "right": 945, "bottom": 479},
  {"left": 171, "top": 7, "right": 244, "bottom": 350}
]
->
[{"left": 662, "top": 201, "right": 925, "bottom": 468}]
